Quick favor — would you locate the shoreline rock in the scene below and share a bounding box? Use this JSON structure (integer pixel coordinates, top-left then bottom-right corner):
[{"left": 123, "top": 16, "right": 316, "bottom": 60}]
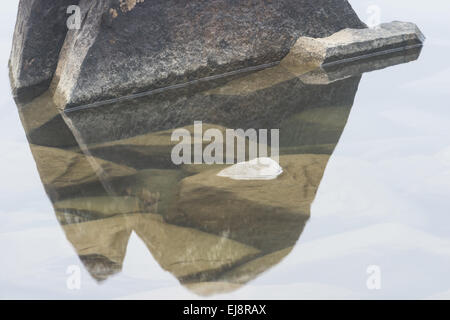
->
[
  {"left": 9, "top": 1, "right": 426, "bottom": 111},
  {"left": 167, "top": 154, "right": 329, "bottom": 252},
  {"left": 9, "top": 0, "right": 78, "bottom": 103},
  {"left": 50, "top": 0, "right": 366, "bottom": 109}
]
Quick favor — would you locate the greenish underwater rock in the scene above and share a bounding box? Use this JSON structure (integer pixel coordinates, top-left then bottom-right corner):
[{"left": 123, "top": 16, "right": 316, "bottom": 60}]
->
[
  {"left": 220, "top": 247, "right": 294, "bottom": 284},
  {"left": 29, "top": 145, "right": 136, "bottom": 189},
  {"left": 62, "top": 214, "right": 261, "bottom": 283},
  {"left": 166, "top": 154, "right": 330, "bottom": 252}
]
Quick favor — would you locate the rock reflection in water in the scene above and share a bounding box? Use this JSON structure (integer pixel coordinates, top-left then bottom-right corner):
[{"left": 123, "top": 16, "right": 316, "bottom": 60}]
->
[{"left": 14, "top": 47, "right": 422, "bottom": 295}]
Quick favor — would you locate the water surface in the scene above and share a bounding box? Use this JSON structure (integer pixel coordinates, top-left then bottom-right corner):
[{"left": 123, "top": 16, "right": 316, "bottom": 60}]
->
[{"left": 1, "top": 1, "right": 450, "bottom": 299}]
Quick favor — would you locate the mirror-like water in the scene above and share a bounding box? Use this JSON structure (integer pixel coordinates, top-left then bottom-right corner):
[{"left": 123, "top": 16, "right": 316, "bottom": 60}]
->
[{"left": 1, "top": 1, "right": 449, "bottom": 299}]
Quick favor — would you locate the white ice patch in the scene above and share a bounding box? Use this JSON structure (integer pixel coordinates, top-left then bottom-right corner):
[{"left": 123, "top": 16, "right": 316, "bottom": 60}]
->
[{"left": 217, "top": 157, "right": 283, "bottom": 181}]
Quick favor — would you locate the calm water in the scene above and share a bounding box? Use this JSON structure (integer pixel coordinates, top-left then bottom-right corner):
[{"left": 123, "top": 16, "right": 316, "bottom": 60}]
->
[{"left": 1, "top": 1, "right": 450, "bottom": 299}]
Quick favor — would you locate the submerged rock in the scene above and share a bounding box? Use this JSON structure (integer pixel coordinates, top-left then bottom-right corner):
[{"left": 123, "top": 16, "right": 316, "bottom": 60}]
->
[
  {"left": 62, "top": 214, "right": 260, "bottom": 283},
  {"left": 54, "top": 169, "right": 183, "bottom": 221},
  {"left": 220, "top": 247, "right": 294, "bottom": 284},
  {"left": 20, "top": 42, "right": 425, "bottom": 295},
  {"left": 167, "top": 154, "right": 330, "bottom": 252},
  {"left": 9, "top": 1, "right": 427, "bottom": 295},
  {"left": 29, "top": 145, "right": 136, "bottom": 189},
  {"left": 9, "top": 0, "right": 78, "bottom": 103},
  {"left": 59, "top": 38, "right": 423, "bottom": 149},
  {"left": 133, "top": 214, "right": 260, "bottom": 280},
  {"left": 109, "top": 169, "right": 182, "bottom": 216},
  {"left": 61, "top": 71, "right": 362, "bottom": 146},
  {"left": 62, "top": 215, "right": 134, "bottom": 281},
  {"left": 16, "top": 91, "right": 79, "bottom": 148},
  {"left": 54, "top": 196, "right": 147, "bottom": 219},
  {"left": 217, "top": 157, "right": 283, "bottom": 181},
  {"left": 9, "top": 1, "right": 426, "bottom": 112},
  {"left": 51, "top": 0, "right": 365, "bottom": 109},
  {"left": 67, "top": 122, "right": 271, "bottom": 171}
]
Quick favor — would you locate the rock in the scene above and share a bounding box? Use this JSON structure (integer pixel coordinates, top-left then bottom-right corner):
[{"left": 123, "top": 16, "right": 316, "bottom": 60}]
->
[
  {"left": 217, "top": 157, "right": 283, "bottom": 181},
  {"left": 61, "top": 70, "right": 362, "bottom": 146},
  {"left": 220, "top": 247, "right": 294, "bottom": 284},
  {"left": 108, "top": 169, "right": 183, "bottom": 216},
  {"left": 26, "top": 128, "right": 183, "bottom": 214},
  {"left": 9, "top": 1, "right": 428, "bottom": 293},
  {"left": 52, "top": 0, "right": 365, "bottom": 109},
  {"left": 278, "top": 106, "right": 353, "bottom": 155},
  {"left": 166, "top": 154, "right": 330, "bottom": 252},
  {"left": 54, "top": 153, "right": 321, "bottom": 285},
  {"left": 59, "top": 40, "right": 424, "bottom": 153},
  {"left": 183, "top": 282, "right": 243, "bottom": 297},
  {"left": 181, "top": 163, "right": 230, "bottom": 176},
  {"left": 73, "top": 125, "right": 186, "bottom": 169},
  {"left": 54, "top": 169, "right": 183, "bottom": 219},
  {"left": 62, "top": 215, "right": 135, "bottom": 281},
  {"left": 299, "top": 46, "right": 423, "bottom": 85},
  {"left": 133, "top": 215, "right": 260, "bottom": 280},
  {"left": 29, "top": 145, "right": 136, "bottom": 189},
  {"left": 54, "top": 196, "right": 149, "bottom": 223},
  {"left": 283, "top": 21, "right": 425, "bottom": 68},
  {"left": 47, "top": 166, "right": 183, "bottom": 224},
  {"left": 9, "top": 0, "right": 78, "bottom": 103}
]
